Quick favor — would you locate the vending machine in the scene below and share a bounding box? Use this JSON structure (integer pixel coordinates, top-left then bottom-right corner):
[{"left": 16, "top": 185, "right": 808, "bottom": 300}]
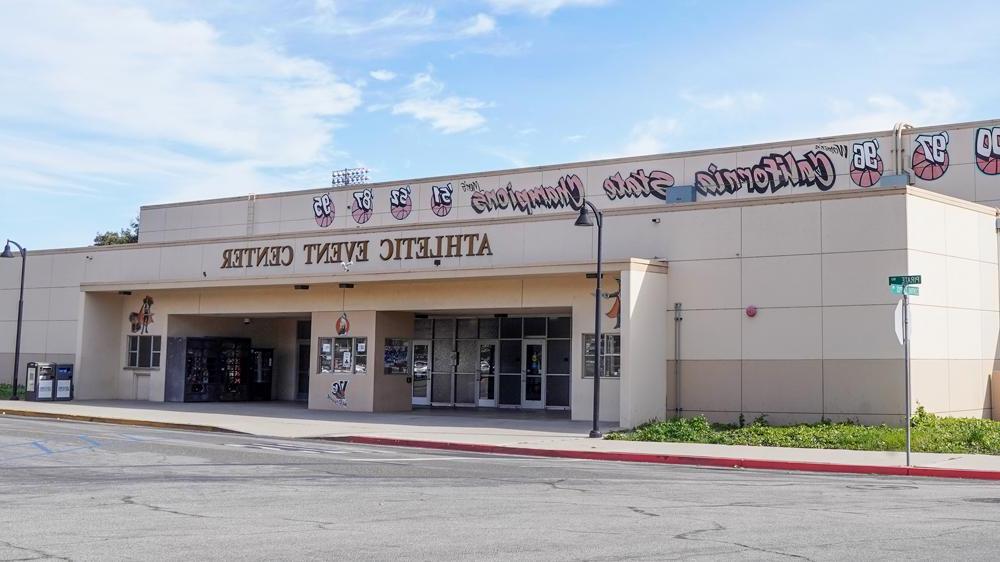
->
[
  {"left": 249, "top": 348, "right": 274, "bottom": 401},
  {"left": 25, "top": 362, "right": 55, "bottom": 401}
]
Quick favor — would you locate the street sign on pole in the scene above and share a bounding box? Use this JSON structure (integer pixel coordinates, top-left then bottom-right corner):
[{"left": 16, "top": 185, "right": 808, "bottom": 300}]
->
[
  {"left": 904, "top": 286, "right": 919, "bottom": 296},
  {"left": 889, "top": 275, "right": 921, "bottom": 286},
  {"left": 890, "top": 284, "right": 903, "bottom": 295}
]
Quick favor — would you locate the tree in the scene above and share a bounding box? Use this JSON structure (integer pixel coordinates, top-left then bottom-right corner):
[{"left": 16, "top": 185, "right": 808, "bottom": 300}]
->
[{"left": 93, "top": 216, "right": 139, "bottom": 246}]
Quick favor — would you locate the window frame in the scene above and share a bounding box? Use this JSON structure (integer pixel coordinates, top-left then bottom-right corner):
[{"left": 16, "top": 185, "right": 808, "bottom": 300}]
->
[
  {"left": 126, "top": 335, "right": 161, "bottom": 369},
  {"left": 582, "top": 333, "right": 621, "bottom": 379},
  {"left": 318, "top": 336, "right": 368, "bottom": 375}
]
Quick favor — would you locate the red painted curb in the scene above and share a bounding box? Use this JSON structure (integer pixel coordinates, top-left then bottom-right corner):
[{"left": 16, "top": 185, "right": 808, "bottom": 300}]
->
[{"left": 338, "top": 436, "right": 1000, "bottom": 481}]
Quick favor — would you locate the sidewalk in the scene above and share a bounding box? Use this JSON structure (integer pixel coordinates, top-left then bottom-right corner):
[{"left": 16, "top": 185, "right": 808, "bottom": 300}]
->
[{"left": 4, "top": 399, "right": 1000, "bottom": 480}]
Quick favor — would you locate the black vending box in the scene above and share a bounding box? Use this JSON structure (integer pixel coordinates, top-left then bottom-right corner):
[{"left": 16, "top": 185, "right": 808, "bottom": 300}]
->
[{"left": 54, "top": 364, "right": 74, "bottom": 401}]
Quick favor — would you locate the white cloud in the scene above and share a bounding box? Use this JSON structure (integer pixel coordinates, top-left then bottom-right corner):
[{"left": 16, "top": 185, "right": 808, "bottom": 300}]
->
[
  {"left": 0, "top": 1, "right": 361, "bottom": 200},
  {"left": 488, "top": 0, "right": 610, "bottom": 17},
  {"left": 823, "top": 90, "right": 963, "bottom": 135},
  {"left": 460, "top": 13, "right": 497, "bottom": 36},
  {"left": 369, "top": 69, "right": 397, "bottom": 81},
  {"left": 308, "top": 2, "right": 436, "bottom": 36},
  {"left": 619, "top": 117, "right": 679, "bottom": 156},
  {"left": 680, "top": 91, "right": 763, "bottom": 112},
  {"left": 391, "top": 72, "right": 490, "bottom": 133},
  {"left": 393, "top": 98, "right": 488, "bottom": 134},
  {"left": 564, "top": 134, "right": 585, "bottom": 143}
]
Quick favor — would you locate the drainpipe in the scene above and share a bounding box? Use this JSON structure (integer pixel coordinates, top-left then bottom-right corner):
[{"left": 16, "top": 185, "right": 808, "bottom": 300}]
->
[
  {"left": 674, "top": 302, "right": 682, "bottom": 417},
  {"left": 893, "top": 122, "right": 914, "bottom": 176}
]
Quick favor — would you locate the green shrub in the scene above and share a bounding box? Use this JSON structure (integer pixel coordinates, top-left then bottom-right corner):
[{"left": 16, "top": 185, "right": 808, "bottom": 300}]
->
[{"left": 606, "top": 409, "right": 1000, "bottom": 455}]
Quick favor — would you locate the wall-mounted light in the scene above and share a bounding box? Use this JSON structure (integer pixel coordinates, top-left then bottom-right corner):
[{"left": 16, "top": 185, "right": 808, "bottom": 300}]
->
[
  {"left": 433, "top": 259, "right": 441, "bottom": 266},
  {"left": 651, "top": 218, "right": 661, "bottom": 224},
  {"left": 294, "top": 284, "right": 310, "bottom": 290},
  {"left": 339, "top": 283, "right": 354, "bottom": 289},
  {"left": 117, "top": 291, "right": 132, "bottom": 296}
]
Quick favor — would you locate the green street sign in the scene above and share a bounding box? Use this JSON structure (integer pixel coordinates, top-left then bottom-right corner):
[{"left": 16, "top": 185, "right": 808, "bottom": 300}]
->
[
  {"left": 889, "top": 275, "right": 921, "bottom": 286},
  {"left": 890, "top": 284, "right": 919, "bottom": 296}
]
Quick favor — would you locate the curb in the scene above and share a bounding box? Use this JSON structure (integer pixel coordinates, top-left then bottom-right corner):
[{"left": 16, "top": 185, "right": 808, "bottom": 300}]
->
[
  {"left": 335, "top": 435, "right": 1000, "bottom": 481},
  {"left": 0, "top": 408, "right": 244, "bottom": 435},
  {"left": 6, "top": 407, "right": 1000, "bottom": 481}
]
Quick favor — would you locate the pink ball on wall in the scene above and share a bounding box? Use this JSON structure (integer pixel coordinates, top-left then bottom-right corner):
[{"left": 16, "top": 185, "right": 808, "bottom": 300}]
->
[{"left": 745, "top": 305, "right": 757, "bottom": 318}]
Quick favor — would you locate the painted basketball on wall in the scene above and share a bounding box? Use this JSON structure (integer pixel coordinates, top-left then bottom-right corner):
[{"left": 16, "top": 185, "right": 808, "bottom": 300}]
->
[
  {"left": 431, "top": 182, "right": 453, "bottom": 217},
  {"left": 312, "top": 193, "right": 335, "bottom": 227},
  {"left": 975, "top": 127, "right": 1000, "bottom": 175},
  {"left": 850, "top": 139, "right": 883, "bottom": 187},
  {"left": 351, "top": 188, "right": 374, "bottom": 224},
  {"left": 911, "top": 132, "right": 950, "bottom": 181},
  {"left": 389, "top": 185, "right": 412, "bottom": 220}
]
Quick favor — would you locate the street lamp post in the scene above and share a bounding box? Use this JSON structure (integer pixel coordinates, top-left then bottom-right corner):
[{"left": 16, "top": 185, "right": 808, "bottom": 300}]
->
[
  {"left": 2, "top": 240, "right": 26, "bottom": 400},
  {"left": 574, "top": 201, "right": 603, "bottom": 438}
]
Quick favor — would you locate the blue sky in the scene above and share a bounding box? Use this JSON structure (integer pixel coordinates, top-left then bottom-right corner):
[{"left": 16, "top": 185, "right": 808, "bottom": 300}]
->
[{"left": 1, "top": 0, "right": 997, "bottom": 250}]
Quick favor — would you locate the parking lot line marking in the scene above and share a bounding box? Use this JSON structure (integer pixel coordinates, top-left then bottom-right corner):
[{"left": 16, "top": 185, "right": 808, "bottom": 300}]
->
[
  {"left": 31, "top": 442, "right": 53, "bottom": 454},
  {"left": 78, "top": 436, "right": 101, "bottom": 447}
]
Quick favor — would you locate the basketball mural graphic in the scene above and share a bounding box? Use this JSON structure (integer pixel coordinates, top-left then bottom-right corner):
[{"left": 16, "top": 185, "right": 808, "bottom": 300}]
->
[
  {"left": 389, "top": 185, "right": 412, "bottom": 220},
  {"left": 912, "top": 132, "right": 950, "bottom": 181},
  {"left": 351, "top": 188, "right": 374, "bottom": 224},
  {"left": 975, "top": 127, "right": 1000, "bottom": 175},
  {"left": 431, "top": 182, "right": 453, "bottom": 217},
  {"left": 312, "top": 193, "right": 335, "bottom": 227},
  {"left": 850, "top": 139, "right": 883, "bottom": 188}
]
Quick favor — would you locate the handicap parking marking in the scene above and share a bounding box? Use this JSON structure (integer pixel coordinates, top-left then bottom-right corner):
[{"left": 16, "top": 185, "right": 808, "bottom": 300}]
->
[{"left": 78, "top": 435, "right": 102, "bottom": 447}]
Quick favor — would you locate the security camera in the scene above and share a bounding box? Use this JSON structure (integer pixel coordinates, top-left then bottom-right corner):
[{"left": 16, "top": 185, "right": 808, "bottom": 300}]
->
[
  {"left": 243, "top": 317, "right": 251, "bottom": 325},
  {"left": 342, "top": 260, "right": 353, "bottom": 272}
]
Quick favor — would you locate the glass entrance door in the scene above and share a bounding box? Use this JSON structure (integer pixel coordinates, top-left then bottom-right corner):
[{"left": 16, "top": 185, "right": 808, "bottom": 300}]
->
[
  {"left": 477, "top": 341, "right": 497, "bottom": 407},
  {"left": 411, "top": 340, "right": 431, "bottom": 406},
  {"left": 522, "top": 340, "right": 545, "bottom": 409}
]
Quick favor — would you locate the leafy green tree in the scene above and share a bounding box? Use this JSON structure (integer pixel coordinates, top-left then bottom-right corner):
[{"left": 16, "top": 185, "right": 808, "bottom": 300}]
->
[{"left": 93, "top": 216, "right": 139, "bottom": 246}]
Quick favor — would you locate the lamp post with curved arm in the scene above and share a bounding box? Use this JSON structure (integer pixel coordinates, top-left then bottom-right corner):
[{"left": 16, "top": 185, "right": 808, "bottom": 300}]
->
[
  {"left": 1, "top": 240, "right": 26, "bottom": 400},
  {"left": 574, "top": 201, "right": 603, "bottom": 438}
]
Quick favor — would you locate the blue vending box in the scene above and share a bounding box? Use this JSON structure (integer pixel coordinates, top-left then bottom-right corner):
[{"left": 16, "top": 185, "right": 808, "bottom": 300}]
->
[{"left": 54, "top": 364, "right": 74, "bottom": 401}]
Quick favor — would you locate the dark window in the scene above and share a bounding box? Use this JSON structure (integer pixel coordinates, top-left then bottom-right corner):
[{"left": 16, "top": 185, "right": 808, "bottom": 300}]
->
[
  {"left": 547, "top": 317, "right": 571, "bottom": 339},
  {"left": 524, "top": 317, "right": 547, "bottom": 337},
  {"left": 500, "top": 317, "right": 522, "bottom": 339},
  {"left": 478, "top": 318, "right": 499, "bottom": 339},
  {"left": 296, "top": 320, "right": 311, "bottom": 340},
  {"left": 582, "top": 333, "right": 621, "bottom": 378}
]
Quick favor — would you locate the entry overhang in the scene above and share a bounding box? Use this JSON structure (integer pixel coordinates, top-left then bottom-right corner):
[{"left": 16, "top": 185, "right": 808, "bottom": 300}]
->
[{"left": 80, "top": 257, "right": 668, "bottom": 293}]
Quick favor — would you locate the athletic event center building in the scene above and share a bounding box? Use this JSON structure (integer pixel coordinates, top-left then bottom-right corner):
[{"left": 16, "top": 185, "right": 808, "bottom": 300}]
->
[{"left": 4, "top": 119, "right": 1000, "bottom": 428}]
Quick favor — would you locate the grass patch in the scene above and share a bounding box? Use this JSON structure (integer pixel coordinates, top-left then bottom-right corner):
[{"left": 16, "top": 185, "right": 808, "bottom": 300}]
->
[
  {"left": 606, "top": 408, "right": 1000, "bottom": 455},
  {"left": 0, "top": 384, "right": 23, "bottom": 400}
]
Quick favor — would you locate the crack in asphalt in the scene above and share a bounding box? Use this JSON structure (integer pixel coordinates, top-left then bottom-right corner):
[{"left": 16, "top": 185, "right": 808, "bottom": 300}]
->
[
  {"left": 0, "top": 539, "right": 73, "bottom": 561},
  {"left": 120, "top": 495, "right": 212, "bottom": 519},
  {"left": 674, "top": 519, "right": 815, "bottom": 561}
]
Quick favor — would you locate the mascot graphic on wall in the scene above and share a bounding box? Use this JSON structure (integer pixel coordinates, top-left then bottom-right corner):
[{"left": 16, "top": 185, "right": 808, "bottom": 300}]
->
[
  {"left": 129, "top": 296, "right": 154, "bottom": 334},
  {"left": 327, "top": 380, "right": 349, "bottom": 407},
  {"left": 336, "top": 312, "right": 350, "bottom": 336},
  {"left": 605, "top": 278, "right": 621, "bottom": 330}
]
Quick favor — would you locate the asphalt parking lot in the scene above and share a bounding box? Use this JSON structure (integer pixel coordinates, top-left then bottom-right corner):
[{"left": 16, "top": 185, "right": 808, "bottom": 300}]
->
[{"left": 3, "top": 415, "right": 1000, "bottom": 561}]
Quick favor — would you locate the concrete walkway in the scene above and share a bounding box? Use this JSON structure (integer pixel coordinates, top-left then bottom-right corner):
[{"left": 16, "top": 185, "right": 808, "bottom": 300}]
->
[{"left": 4, "top": 399, "right": 1000, "bottom": 479}]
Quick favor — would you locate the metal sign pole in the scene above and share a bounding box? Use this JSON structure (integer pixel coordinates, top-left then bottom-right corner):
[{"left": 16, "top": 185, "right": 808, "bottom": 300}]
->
[{"left": 903, "top": 291, "right": 911, "bottom": 467}]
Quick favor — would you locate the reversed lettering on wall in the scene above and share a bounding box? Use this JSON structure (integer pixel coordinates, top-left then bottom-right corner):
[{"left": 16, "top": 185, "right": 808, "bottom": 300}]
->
[
  {"left": 470, "top": 174, "right": 584, "bottom": 215},
  {"left": 603, "top": 169, "right": 675, "bottom": 200},
  {"left": 694, "top": 151, "right": 836, "bottom": 196},
  {"left": 850, "top": 139, "right": 883, "bottom": 187},
  {"left": 220, "top": 233, "right": 493, "bottom": 269},
  {"left": 976, "top": 127, "right": 1000, "bottom": 175},
  {"left": 912, "top": 131, "right": 950, "bottom": 181}
]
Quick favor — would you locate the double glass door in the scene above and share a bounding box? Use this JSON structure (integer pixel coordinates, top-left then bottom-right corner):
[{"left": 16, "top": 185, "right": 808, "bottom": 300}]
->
[{"left": 412, "top": 337, "right": 547, "bottom": 410}]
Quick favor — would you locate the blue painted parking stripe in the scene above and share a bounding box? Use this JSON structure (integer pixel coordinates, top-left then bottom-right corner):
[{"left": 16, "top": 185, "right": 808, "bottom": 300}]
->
[
  {"left": 78, "top": 436, "right": 101, "bottom": 447},
  {"left": 31, "top": 442, "right": 53, "bottom": 454}
]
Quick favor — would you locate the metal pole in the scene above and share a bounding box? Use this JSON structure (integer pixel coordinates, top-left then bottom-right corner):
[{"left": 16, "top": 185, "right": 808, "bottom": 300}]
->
[
  {"left": 590, "top": 202, "right": 603, "bottom": 438},
  {"left": 10, "top": 245, "right": 26, "bottom": 400},
  {"left": 674, "top": 302, "right": 682, "bottom": 417},
  {"left": 903, "top": 291, "right": 911, "bottom": 466}
]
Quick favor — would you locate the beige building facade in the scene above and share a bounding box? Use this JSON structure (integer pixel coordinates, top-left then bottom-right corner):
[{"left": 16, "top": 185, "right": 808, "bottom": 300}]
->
[{"left": 3, "top": 119, "right": 1000, "bottom": 427}]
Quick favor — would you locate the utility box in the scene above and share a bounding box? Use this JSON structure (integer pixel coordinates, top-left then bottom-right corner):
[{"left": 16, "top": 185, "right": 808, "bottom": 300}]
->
[
  {"left": 26, "top": 362, "right": 55, "bottom": 401},
  {"left": 54, "top": 364, "right": 74, "bottom": 401}
]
